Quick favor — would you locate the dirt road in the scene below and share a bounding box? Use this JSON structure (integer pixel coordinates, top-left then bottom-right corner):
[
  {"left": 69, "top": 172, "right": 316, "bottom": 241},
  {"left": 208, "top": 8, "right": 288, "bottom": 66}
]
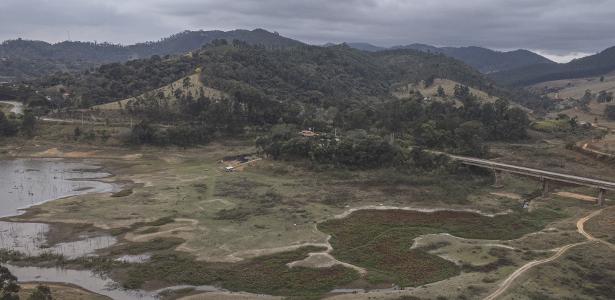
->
[{"left": 483, "top": 209, "right": 606, "bottom": 300}]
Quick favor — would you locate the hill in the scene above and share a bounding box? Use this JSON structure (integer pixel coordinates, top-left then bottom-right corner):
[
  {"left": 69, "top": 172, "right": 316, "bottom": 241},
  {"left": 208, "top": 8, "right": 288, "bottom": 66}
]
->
[
  {"left": 40, "top": 43, "right": 532, "bottom": 109},
  {"left": 34, "top": 42, "right": 534, "bottom": 154},
  {"left": 338, "top": 42, "right": 554, "bottom": 73},
  {"left": 529, "top": 72, "right": 615, "bottom": 100},
  {"left": 0, "top": 29, "right": 304, "bottom": 80},
  {"left": 491, "top": 46, "right": 615, "bottom": 86}
]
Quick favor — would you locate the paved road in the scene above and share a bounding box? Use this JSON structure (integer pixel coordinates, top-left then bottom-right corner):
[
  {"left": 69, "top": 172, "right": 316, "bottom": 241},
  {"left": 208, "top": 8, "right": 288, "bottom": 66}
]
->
[
  {"left": 483, "top": 209, "right": 607, "bottom": 300},
  {"left": 0, "top": 101, "right": 24, "bottom": 115},
  {"left": 451, "top": 155, "right": 615, "bottom": 191}
]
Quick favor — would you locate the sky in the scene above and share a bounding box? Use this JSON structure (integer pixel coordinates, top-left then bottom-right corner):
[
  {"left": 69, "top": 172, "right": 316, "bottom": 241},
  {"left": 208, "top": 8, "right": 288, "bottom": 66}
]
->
[{"left": 1, "top": 0, "right": 614, "bottom": 63}]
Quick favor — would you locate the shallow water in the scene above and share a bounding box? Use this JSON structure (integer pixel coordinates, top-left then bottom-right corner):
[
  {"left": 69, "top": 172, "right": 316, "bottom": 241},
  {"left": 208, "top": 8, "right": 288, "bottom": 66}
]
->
[
  {"left": 0, "top": 159, "right": 113, "bottom": 218},
  {"left": 6, "top": 264, "right": 159, "bottom": 300},
  {"left": 0, "top": 158, "right": 226, "bottom": 299},
  {"left": 0, "top": 159, "right": 117, "bottom": 258},
  {"left": 0, "top": 221, "right": 116, "bottom": 259}
]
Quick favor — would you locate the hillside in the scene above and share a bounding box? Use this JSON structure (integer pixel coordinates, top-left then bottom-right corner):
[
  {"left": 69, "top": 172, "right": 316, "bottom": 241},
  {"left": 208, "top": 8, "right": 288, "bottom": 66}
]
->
[
  {"left": 338, "top": 42, "right": 554, "bottom": 73},
  {"left": 0, "top": 29, "right": 304, "bottom": 80},
  {"left": 529, "top": 72, "right": 615, "bottom": 100},
  {"left": 491, "top": 46, "right": 615, "bottom": 86},
  {"left": 94, "top": 73, "right": 226, "bottom": 111},
  {"left": 41, "top": 44, "right": 535, "bottom": 110}
]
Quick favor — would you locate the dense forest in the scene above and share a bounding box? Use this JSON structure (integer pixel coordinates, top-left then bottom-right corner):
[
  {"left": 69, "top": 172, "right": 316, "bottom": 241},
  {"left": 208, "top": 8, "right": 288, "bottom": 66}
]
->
[
  {"left": 39, "top": 41, "right": 546, "bottom": 110},
  {"left": 92, "top": 41, "right": 532, "bottom": 162},
  {"left": 0, "top": 29, "right": 304, "bottom": 80}
]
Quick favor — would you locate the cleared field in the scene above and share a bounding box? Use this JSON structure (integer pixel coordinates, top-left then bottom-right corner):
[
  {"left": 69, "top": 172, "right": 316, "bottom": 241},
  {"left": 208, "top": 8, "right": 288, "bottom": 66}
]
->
[
  {"left": 392, "top": 78, "right": 498, "bottom": 104},
  {"left": 93, "top": 73, "right": 225, "bottom": 110},
  {"left": 530, "top": 72, "right": 615, "bottom": 100}
]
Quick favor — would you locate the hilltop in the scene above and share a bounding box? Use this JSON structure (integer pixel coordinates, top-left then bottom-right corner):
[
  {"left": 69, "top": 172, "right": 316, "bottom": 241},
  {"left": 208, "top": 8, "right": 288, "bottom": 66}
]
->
[
  {"left": 336, "top": 42, "right": 554, "bottom": 73},
  {"left": 0, "top": 29, "right": 304, "bottom": 80},
  {"left": 491, "top": 46, "right": 615, "bottom": 86}
]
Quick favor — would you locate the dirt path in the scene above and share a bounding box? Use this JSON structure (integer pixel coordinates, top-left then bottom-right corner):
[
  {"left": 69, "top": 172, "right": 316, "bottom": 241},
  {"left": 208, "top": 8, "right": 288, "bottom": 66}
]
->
[{"left": 483, "top": 209, "right": 606, "bottom": 300}]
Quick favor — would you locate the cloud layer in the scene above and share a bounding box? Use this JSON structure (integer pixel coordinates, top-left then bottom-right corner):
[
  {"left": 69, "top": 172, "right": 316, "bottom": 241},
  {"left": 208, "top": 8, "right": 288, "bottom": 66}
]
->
[{"left": 2, "top": 0, "right": 614, "bottom": 59}]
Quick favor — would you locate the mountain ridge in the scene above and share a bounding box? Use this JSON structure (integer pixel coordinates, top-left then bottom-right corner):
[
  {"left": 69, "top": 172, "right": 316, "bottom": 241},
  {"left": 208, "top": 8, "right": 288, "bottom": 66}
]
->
[
  {"left": 333, "top": 42, "right": 555, "bottom": 73},
  {"left": 0, "top": 29, "right": 305, "bottom": 80},
  {"left": 490, "top": 46, "right": 615, "bottom": 86}
]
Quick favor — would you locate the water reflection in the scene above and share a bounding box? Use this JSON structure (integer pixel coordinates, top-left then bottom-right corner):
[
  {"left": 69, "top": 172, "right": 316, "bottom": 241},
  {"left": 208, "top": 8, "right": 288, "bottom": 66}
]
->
[
  {"left": 0, "top": 159, "right": 116, "bottom": 258},
  {"left": 6, "top": 264, "right": 158, "bottom": 300}
]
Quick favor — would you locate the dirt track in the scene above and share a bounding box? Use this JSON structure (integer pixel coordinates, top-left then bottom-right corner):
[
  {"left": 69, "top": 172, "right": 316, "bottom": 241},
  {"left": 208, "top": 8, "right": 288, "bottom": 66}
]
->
[{"left": 483, "top": 209, "right": 607, "bottom": 300}]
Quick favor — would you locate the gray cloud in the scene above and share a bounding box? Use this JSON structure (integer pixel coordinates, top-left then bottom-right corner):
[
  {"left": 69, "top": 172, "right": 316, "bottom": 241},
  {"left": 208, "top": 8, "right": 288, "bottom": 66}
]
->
[{"left": 1, "top": 0, "right": 615, "bottom": 60}]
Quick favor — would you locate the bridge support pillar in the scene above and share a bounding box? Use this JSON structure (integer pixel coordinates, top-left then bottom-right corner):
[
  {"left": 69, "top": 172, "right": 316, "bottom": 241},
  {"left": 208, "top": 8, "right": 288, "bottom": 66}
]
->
[
  {"left": 492, "top": 169, "right": 503, "bottom": 188},
  {"left": 597, "top": 189, "right": 606, "bottom": 206},
  {"left": 542, "top": 179, "right": 551, "bottom": 197}
]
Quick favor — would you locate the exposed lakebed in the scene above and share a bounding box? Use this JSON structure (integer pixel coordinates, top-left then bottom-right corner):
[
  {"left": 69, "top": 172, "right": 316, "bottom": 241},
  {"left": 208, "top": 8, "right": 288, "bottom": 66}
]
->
[{"left": 0, "top": 158, "right": 160, "bottom": 299}]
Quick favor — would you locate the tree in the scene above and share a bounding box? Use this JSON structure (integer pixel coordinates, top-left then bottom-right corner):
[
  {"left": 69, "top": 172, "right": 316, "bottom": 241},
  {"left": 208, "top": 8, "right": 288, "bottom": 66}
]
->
[
  {"left": 27, "top": 285, "right": 52, "bottom": 300},
  {"left": 0, "top": 112, "right": 18, "bottom": 137},
  {"left": 597, "top": 90, "right": 613, "bottom": 103},
  {"left": 0, "top": 266, "right": 19, "bottom": 300},
  {"left": 437, "top": 85, "right": 446, "bottom": 97},
  {"left": 454, "top": 121, "right": 487, "bottom": 157},
  {"left": 606, "top": 105, "right": 615, "bottom": 120},
  {"left": 424, "top": 75, "right": 435, "bottom": 87},
  {"left": 73, "top": 127, "right": 81, "bottom": 140},
  {"left": 21, "top": 111, "right": 36, "bottom": 137},
  {"left": 581, "top": 89, "right": 594, "bottom": 103}
]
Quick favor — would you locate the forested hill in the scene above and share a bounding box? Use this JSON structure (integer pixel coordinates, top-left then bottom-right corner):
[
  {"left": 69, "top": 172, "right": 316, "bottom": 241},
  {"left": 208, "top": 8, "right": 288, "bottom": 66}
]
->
[
  {"left": 340, "top": 43, "right": 554, "bottom": 73},
  {"left": 34, "top": 42, "right": 535, "bottom": 157},
  {"left": 38, "top": 42, "right": 544, "bottom": 111},
  {"left": 0, "top": 29, "right": 304, "bottom": 80},
  {"left": 490, "top": 46, "right": 615, "bottom": 86}
]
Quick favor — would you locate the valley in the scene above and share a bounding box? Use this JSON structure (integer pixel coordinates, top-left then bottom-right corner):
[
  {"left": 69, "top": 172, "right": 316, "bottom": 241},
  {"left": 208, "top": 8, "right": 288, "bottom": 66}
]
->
[
  {"left": 1, "top": 115, "right": 614, "bottom": 299},
  {"left": 1, "top": 15, "right": 614, "bottom": 300}
]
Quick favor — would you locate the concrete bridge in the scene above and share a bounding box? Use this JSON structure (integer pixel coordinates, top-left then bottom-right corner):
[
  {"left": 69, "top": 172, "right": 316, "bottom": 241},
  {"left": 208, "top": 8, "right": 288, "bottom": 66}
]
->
[{"left": 451, "top": 155, "right": 615, "bottom": 206}]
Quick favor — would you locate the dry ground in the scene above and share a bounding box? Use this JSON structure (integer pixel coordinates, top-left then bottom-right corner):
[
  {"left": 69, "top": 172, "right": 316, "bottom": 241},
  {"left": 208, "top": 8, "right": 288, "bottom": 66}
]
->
[
  {"left": 1, "top": 122, "right": 614, "bottom": 298},
  {"left": 18, "top": 283, "right": 110, "bottom": 300}
]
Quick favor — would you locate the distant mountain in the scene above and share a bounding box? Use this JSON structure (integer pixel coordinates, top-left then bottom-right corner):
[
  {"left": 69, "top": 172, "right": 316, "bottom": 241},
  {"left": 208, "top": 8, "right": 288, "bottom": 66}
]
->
[
  {"left": 0, "top": 29, "right": 304, "bottom": 80},
  {"left": 338, "top": 42, "right": 554, "bottom": 74},
  {"left": 490, "top": 46, "right": 615, "bottom": 86},
  {"left": 346, "top": 43, "right": 386, "bottom": 52}
]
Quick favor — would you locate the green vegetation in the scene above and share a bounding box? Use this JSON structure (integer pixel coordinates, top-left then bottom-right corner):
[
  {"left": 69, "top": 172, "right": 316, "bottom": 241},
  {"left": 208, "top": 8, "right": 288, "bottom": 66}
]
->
[
  {"left": 0, "top": 266, "right": 20, "bottom": 300},
  {"left": 116, "top": 246, "right": 358, "bottom": 297},
  {"left": 319, "top": 208, "right": 563, "bottom": 287},
  {"left": 0, "top": 29, "right": 303, "bottom": 80},
  {"left": 0, "top": 110, "right": 37, "bottom": 138},
  {"left": 26, "top": 285, "right": 52, "bottom": 300}
]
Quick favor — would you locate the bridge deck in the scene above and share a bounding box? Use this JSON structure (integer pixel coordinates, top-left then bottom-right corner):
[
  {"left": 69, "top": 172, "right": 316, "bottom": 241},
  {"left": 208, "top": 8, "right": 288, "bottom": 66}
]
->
[{"left": 451, "top": 155, "right": 615, "bottom": 191}]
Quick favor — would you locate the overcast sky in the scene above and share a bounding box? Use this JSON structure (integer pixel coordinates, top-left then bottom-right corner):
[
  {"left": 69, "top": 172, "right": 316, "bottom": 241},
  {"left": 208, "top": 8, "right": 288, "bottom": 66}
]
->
[{"left": 1, "top": 0, "right": 614, "bottom": 62}]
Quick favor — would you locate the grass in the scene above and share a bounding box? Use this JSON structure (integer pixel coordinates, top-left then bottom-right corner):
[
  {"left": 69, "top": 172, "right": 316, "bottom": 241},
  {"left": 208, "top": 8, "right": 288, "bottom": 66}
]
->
[
  {"left": 532, "top": 119, "right": 573, "bottom": 132},
  {"left": 503, "top": 243, "right": 615, "bottom": 299},
  {"left": 319, "top": 208, "right": 564, "bottom": 287},
  {"left": 117, "top": 246, "right": 359, "bottom": 297}
]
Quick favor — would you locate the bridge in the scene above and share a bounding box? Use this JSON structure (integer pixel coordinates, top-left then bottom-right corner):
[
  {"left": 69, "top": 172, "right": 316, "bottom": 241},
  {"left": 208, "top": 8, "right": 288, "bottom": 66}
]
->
[{"left": 451, "top": 155, "right": 615, "bottom": 206}]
